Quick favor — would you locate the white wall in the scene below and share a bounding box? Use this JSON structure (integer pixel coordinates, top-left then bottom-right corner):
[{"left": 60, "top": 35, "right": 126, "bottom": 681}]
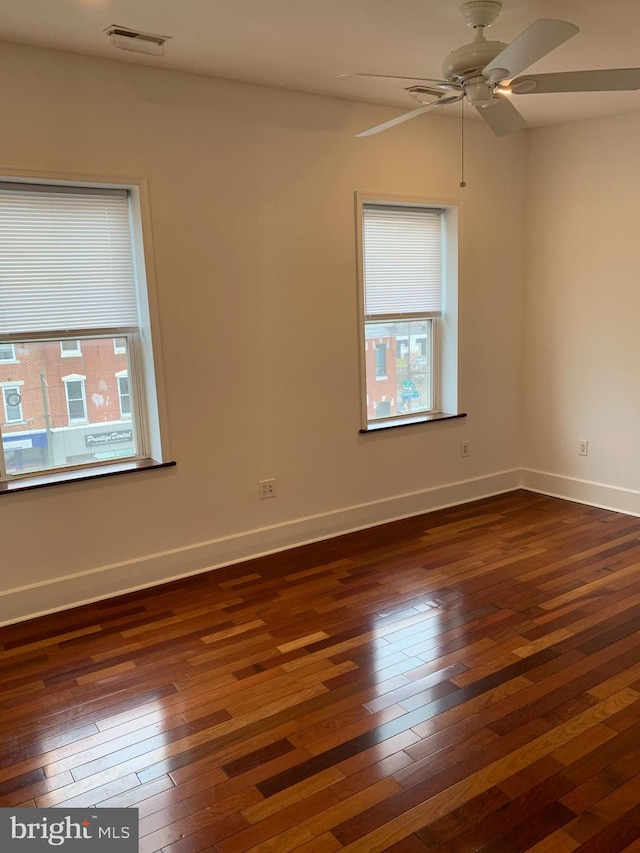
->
[
  {"left": 0, "top": 43, "right": 525, "bottom": 623},
  {"left": 522, "top": 113, "right": 640, "bottom": 514}
]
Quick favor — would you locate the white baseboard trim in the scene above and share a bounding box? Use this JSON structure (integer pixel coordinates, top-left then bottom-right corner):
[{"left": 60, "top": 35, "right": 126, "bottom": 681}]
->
[
  {"left": 521, "top": 468, "right": 640, "bottom": 518},
  {"left": 0, "top": 469, "right": 520, "bottom": 626}
]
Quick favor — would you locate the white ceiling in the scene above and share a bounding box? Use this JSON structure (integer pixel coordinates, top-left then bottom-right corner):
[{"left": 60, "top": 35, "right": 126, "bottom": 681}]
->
[{"left": 2, "top": 0, "right": 640, "bottom": 129}]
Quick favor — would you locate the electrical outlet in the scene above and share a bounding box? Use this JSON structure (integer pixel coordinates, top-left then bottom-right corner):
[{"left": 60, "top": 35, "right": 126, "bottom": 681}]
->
[
  {"left": 461, "top": 441, "right": 470, "bottom": 458},
  {"left": 259, "top": 478, "right": 276, "bottom": 499},
  {"left": 578, "top": 440, "right": 588, "bottom": 457}
]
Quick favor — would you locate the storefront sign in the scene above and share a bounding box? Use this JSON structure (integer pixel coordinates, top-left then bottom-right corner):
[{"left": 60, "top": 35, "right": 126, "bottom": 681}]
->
[
  {"left": 85, "top": 430, "right": 133, "bottom": 447},
  {"left": 3, "top": 432, "right": 48, "bottom": 449}
]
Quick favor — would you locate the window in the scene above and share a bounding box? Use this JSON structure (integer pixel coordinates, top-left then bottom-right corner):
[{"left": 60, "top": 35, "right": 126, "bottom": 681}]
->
[
  {"left": 0, "top": 343, "right": 16, "bottom": 362},
  {"left": 357, "top": 195, "right": 459, "bottom": 429},
  {"left": 0, "top": 178, "right": 170, "bottom": 482},
  {"left": 2, "top": 385, "right": 23, "bottom": 423},
  {"left": 60, "top": 340, "right": 81, "bottom": 357},
  {"left": 396, "top": 338, "right": 408, "bottom": 359},
  {"left": 375, "top": 343, "right": 387, "bottom": 378},
  {"left": 117, "top": 372, "right": 131, "bottom": 419},
  {"left": 63, "top": 375, "right": 87, "bottom": 423}
]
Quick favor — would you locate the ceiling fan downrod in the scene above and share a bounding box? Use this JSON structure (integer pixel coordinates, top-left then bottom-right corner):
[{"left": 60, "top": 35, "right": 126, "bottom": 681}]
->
[
  {"left": 459, "top": 98, "right": 466, "bottom": 188},
  {"left": 441, "top": 2, "right": 509, "bottom": 104}
]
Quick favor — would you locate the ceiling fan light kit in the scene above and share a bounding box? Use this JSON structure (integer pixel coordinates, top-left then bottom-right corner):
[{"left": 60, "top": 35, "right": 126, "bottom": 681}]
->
[{"left": 343, "top": 1, "right": 640, "bottom": 139}]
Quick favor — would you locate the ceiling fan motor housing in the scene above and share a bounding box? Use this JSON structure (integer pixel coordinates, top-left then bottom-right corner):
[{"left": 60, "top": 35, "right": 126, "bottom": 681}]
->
[{"left": 442, "top": 39, "right": 507, "bottom": 84}]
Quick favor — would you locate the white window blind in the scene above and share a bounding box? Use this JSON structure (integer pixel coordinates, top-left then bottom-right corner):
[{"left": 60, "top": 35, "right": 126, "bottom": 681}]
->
[
  {"left": 0, "top": 184, "right": 139, "bottom": 336},
  {"left": 363, "top": 205, "right": 442, "bottom": 317}
]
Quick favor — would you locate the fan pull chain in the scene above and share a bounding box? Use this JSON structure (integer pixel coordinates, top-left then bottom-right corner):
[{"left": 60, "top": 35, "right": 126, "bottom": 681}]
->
[{"left": 460, "top": 97, "right": 466, "bottom": 188}]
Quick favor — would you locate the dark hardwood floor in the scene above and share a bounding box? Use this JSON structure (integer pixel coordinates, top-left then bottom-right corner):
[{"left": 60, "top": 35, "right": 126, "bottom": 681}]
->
[{"left": 3, "top": 489, "right": 640, "bottom": 851}]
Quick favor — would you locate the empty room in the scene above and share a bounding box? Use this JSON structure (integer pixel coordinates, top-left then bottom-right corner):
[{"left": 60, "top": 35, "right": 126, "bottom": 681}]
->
[{"left": 1, "top": 0, "right": 640, "bottom": 850}]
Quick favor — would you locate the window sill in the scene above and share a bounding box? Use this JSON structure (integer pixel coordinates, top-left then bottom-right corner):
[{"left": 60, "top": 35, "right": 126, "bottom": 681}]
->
[
  {"left": 0, "top": 458, "right": 176, "bottom": 495},
  {"left": 360, "top": 411, "right": 467, "bottom": 433}
]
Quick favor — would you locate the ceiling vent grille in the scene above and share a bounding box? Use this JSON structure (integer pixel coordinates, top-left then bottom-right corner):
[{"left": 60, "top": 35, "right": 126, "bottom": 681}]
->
[{"left": 104, "top": 25, "right": 169, "bottom": 56}]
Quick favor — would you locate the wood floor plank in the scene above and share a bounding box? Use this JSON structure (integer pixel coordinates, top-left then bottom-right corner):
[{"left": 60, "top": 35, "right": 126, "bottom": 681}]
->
[
  {"left": 331, "top": 690, "right": 639, "bottom": 851},
  {"left": 182, "top": 748, "right": 312, "bottom": 815},
  {"left": 523, "top": 829, "right": 580, "bottom": 852},
  {"left": 4, "top": 492, "right": 640, "bottom": 851},
  {"left": 142, "top": 811, "right": 248, "bottom": 853}
]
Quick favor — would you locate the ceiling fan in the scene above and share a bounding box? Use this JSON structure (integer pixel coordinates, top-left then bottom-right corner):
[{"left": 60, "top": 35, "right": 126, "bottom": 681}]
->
[{"left": 342, "top": 0, "right": 640, "bottom": 138}]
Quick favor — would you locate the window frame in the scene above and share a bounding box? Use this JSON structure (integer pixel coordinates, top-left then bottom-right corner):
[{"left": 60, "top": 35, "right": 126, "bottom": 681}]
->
[
  {"left": 60, "top": 340, "right": 82, "bottom": 357},
  {"left": 62, "top": 374, "right": 88, "bottom": 424},
  {"left": 0, "top": 343, "right": 17, "bottom": 363},
  {"left": 355, "top": 191, "right": 461, "bottom": 432},
  {"left": 0, "top": 168, "right": 172, "bottom": 488},
  {"left": 374, "top": 342, "right": 388, "bottom": 380},
  {"left": 2, "top": 383, "right": 24, "bottom": 424},
  {"left": 116, "top": 370, "right": 132, "bottom": 420}
]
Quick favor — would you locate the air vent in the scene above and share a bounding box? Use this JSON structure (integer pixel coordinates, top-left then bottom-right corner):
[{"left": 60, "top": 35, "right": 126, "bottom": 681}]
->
[{"left": 104, "top": 25, "right": 170, "bottom": 56}]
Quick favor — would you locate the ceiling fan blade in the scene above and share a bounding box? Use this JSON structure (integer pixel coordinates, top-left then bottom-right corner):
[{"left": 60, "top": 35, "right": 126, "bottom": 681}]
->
[
  {"left": 338, "top": 72, "right": 456, "bottom": 90},
  {"left": 476, "top": 95, "right": 527, "bottom": 137},
  {"left": 510, "top": 68, "right": 640, "bottom": 94},
  {"left": 355, "top": 94, "right": 463, "bottom": 137},
  {"left": 483, "top": 19, "right": 579, "bottom": 82}
]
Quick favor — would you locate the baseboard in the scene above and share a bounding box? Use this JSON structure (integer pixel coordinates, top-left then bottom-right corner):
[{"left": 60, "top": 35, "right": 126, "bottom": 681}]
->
[
  {"left": 0, "top": 469, "right": 520, "bottom": 626},
  {"left": 521, "top": 468, "right": 640, "bottom": 517}
]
